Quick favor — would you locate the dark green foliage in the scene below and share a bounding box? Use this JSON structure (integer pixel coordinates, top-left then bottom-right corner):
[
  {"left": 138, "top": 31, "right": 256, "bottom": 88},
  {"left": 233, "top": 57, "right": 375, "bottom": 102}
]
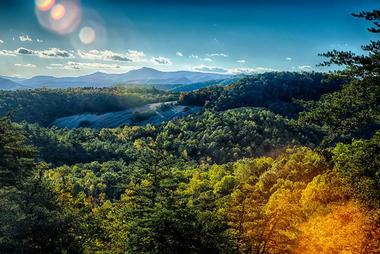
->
[
  {"left": 332, "top": 131, "right": 380, "bottom": 208},
  {"left": 22, "top": 124, "right": 143, "bottom": 166},
  {"left": 157, "top": 108, "right": 321, "bottom": 163},
  {"left": 0, "top": 178, "right": 79, "bottom": 254},
  {"left": 123, "top": 205, "right": 233, "bottom": 254},
  {"left": 353, "top": 10, "right": 380, "bottom": 33},
  {"left": 0, "top": 87, "right": 177, "bottom": 126},
  {"left": 78, "top": 120, "right": 92, "bottom": 128},
  {"left": 299, "top": 77, "right": 380, "bottom": 140},
  {"left": 179, "top": 72, "right": 342, "bottom": 118},
  {"left": 0, "top": 116, "right": 36, "bottom": 187},
  {"left": 169, "top": 77, "right": 238, "bottom": 92},
  {"left": 131, "top": 110, "right": 157, "bottom": 123},
  {"left": 299, "top": 10, "right": 380, "bottom": 140},
  {"left": 0, "top": 116, "right": 78, "bottom": 253},
  {"left": 68, "top": 144, "right": 234, "bottom": 253},
  {"left": 179, "top": 86, "right": 225, "bottom": 107},
  {"left": 52, "top": 160, "right": 131, "bottom": 200},
  {"left": 21, "top": 108, "right": 321, "bottom": 166}
]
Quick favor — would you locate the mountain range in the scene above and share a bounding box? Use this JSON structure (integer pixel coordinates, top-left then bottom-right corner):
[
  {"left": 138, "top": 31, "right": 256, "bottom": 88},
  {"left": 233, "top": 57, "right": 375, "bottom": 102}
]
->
[{"left": 0, "top": 67, "right": 235, "bottom": 91}]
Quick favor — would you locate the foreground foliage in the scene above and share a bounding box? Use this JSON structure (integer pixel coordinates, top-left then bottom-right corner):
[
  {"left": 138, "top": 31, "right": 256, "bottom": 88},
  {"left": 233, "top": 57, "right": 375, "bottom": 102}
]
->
[{"left": 2, "top": 114, "right": 379, "bottom": 253}]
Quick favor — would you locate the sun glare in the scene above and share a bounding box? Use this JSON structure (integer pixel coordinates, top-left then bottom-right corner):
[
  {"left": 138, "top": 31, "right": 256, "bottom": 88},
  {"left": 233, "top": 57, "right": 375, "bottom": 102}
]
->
[
  {"left": 79, "top": 26, "right": 96, "bottom": 44},
  {"left": 35, "top": 0, "right": 56, "bottom": 11},
  {"left": 36, "top": 0, "right": 81, "bottom": 35},
  {"left": 50, "top": 4, "right": 66, "bottom": 20}
]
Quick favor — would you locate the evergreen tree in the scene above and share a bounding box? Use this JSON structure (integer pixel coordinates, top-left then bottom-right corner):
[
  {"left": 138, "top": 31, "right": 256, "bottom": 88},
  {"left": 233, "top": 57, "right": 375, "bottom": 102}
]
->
[
  {"left": 0, "top": 116, "right": 78, "bottom": 253},
  {"left": 300, "top": 10, "right": 380, "bottom": 142}
]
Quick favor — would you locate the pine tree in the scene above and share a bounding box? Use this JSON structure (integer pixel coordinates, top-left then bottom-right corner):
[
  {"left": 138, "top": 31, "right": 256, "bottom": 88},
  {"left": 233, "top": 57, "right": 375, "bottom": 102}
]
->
[{"left": 300, "top": 10, "right": 380, "bottom": 141}]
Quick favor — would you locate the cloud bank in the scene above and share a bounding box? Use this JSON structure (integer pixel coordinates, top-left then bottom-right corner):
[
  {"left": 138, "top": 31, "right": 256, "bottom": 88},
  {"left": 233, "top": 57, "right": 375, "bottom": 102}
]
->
[{"left": 151, "top": 56, "right": 172, "bottom": 65}]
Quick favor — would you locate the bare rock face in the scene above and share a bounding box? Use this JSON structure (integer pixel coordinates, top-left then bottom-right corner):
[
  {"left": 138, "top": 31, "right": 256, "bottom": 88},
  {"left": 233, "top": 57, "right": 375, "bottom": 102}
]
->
[{"left": 51, "top": 101, "right": 202, "bottom": 129}]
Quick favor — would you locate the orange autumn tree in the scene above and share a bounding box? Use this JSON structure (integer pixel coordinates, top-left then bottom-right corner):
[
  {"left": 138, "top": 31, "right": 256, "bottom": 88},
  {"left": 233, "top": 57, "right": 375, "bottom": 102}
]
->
[
  {"left": 225, "top": 143, "right": 380, "bottom": 254},
  {"left": 296, "top": 201, "right": 380, "bottom": 254}
]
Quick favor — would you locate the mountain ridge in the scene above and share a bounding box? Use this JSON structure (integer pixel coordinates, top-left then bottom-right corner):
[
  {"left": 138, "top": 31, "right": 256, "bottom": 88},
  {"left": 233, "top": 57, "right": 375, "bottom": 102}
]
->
[
  {"left": 0, "top": 77, "right": 30, "bottom": 90},
  {"left": 0, "top": 67, "right": 233, "bottom": 90}
]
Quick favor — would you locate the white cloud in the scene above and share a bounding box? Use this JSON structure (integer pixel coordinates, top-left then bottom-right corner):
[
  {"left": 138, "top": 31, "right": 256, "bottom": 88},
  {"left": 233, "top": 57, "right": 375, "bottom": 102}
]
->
[
  {"left": 65, "top": 61, "right": 121, "bottom": 70},
  {"left": 229, "top": 67, "right": 276, "bottom": 74},
  {"left": 19, "top": 35, "right": 32, "bottom": 42},
  {"left": 78, "top": 50, "right": 131, "bottom": 62},
  {"left": 193, "top": 65, "right": 275, "bottom": 74},
  {"left": 193, "top": 65, "right": 228, "bottom": 73},
  {"left": 298, "top": 65, "right": 312, "bottom": 71},
  {"left": 77, "top": 49, "right": 145, "bottom": 62},
  {"left": 190, "top": 53, "right": 227, "bottom": 62},
  {"left": 190, "top": 55, "right": 215, "bottom": 62},
  {"left": 150, "top": 56, "right": 172, "bottom": 65},
  {"left": 0, "top": 40, "right": 3, "bottom": 44},
  {"left": 21, "top": 48, "right": 74, "bottom": 58},
  {"left": 48, "top": 61, "right": 135, "bottom": 71},
  {"left": 0, "top": 50, "right": 17, "bottom": 56},
  {"left": 200, "top": 57, "right": 213, "bottom": 62},
  {"left": 286, "top": 57, "right": 292, "bottom": 61},
  {"left": 36, "top": 39, "right": 43, "bottom": 43},
  {"left": 126, "top": 50, "right": 145, "bottom": 61},
  {"left": 176, "top": 51, "right": 183, "bottom": 57},
  {"left": 237, "top": 59, "right": 246, "bottom": 63},
  {"left": 0, "top": 47, "right": 151, "bottom": 62},
  {"left": 0, "top": 47, "right": 74, "bottom": 58},
  {"left": 206, "top": 53, "right": 228, "bottom": 57},
  {"left": 15, "top": 63, "right": 36, "bottom": 68},
  {"left": 37, "top": 48, "right": 74, "bottom": 58},
  {"left": 48, "top": 63, "right": 64, "bottom": 68}
]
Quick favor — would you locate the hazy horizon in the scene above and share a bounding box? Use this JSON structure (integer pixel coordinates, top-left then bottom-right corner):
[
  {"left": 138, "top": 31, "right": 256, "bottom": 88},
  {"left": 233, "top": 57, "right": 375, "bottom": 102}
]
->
[{"left": 1, "top": 66, "right": 236, "bottom": 80}]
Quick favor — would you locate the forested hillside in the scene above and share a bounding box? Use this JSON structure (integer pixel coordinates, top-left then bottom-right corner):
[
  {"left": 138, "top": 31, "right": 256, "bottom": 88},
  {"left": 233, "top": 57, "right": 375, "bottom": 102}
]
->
[
  {"left": 179, "top": 72, "right": 343, "bottom": 118},
  {"left": 0, "top": 8, "right": 379, "bottom": 254},
  {"left": 0, "top": 87, "right": 177, "bottom": 126},
  {"left": 21, "top": 107, "right": 320, "bottom": 166}
]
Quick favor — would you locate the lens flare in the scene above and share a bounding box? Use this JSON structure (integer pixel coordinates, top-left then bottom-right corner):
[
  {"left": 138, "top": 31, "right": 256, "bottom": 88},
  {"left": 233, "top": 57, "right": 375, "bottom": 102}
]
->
[
  {"left": 35, "top": 0, "right": 56, "bottom": 11},
  {"left": 36, "top": 0, "right": 81, "bottom": 35},
  {"left": 50, "top": 4, "right": 66, "bottom": 20},
  {"left": 79, "top": 26, "right": 96, "bottom": 45}
]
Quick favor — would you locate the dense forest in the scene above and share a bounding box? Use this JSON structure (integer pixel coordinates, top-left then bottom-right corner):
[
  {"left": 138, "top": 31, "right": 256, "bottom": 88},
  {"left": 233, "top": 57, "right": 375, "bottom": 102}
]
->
[
  {"left": 178, "top": 72, "right": 344, "bottom": 118},
  {"left": 0, "top": 9, "right": 379, "bottom": 254},
  {"left": 0, "top": 87, "right": 177, "bottom": 126}
]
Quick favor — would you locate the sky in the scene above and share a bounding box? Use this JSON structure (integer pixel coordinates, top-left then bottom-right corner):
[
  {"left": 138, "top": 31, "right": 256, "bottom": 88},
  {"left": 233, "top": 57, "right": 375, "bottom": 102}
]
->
[{"left": 0, "top": 0, "right": 378, "bottom": 78}]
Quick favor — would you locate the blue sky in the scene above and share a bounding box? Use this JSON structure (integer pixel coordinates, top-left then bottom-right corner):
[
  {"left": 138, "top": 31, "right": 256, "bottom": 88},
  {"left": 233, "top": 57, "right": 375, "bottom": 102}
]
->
[{"left": 0, "top": 0, "right": 378, "bottom": 77}]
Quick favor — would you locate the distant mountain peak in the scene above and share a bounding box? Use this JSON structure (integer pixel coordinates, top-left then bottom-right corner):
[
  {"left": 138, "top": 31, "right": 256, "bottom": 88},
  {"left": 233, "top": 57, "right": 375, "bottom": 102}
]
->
[
  {"left": 131, "top": 67, "right": 161, "bottom": 74},
  {"left": 93, "top": 71, "right": 106, "bottom": 75},
  {"left": 139, "top": 67, "right": 159, "bottom": 71},
  {"left": 85, "top": 71, "right": 108, "bottom": 78}
]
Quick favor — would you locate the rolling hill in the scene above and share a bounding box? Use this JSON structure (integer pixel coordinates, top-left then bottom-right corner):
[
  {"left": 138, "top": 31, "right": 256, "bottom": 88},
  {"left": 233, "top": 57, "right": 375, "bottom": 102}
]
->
[{"left": 0, "top": 77, "right": 29, "bottom": 90}]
